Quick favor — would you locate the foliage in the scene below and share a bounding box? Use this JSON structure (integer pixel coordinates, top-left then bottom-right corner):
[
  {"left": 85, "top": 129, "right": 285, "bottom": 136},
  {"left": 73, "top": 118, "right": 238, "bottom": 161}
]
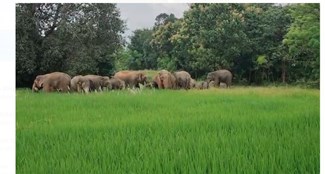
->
[
  {"left": 16, "top": 3, "right": 320, "bottom": 88},
  {"left": 127, "top": 29, "right": 157, "bottom": 70},
  {"left": 126, "top": 3, "right": 318, "bottom": 87},
  {"left": 16, "top": 3, "right": 125, "bottom": 87},
  {"left": 283, "top": 3, "right": 320, "bottom": 86}
]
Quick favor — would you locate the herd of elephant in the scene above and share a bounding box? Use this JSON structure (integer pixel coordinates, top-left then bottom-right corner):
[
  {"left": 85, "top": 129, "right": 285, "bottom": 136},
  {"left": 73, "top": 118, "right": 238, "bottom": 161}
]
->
[{"left": 31, "top": 69, "right": 233, "bottom": 93}]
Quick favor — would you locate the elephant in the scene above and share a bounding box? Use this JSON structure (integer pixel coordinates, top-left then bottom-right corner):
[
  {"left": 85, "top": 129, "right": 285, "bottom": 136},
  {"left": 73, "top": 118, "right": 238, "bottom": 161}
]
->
[
  {"left": 83, "top": 75, "right": 107, "bottom": 92},
  {"left": 153, "top": 70, "right": 176, "bottom": 89},
  {"left": 104, "top": 77, "right": 125, "bottom": 90},
  {"left": 206, "top": 69, "right": 233, "bottom": 88},
  {"left": 195, "top": 81, "right": 203, "bottom": 89},
  {"left": 70, "top": 75, "right": 95, "bottom": 93},
  {"left": 101, "top": 76, "right": 111, "bottom": 91},
  {"left": 220, "top": 83, "right": 227, "bottom": 88},
  {"left": 202, "top": 81, "right": 209, "bottom": 89},
  {"left": 114, "top": 71, "right": 147, "bottom": 88},
  {"left": 208, "top": 81, "right": 216, "bottom": 88},
  {"left": 190, "top": 78, "right": 196, "bottom": 89},
  {"left": 32, "top": 72, "right": 71, "bottom": 93},
  {"left": 194, "top": 81, "right": 208, "bottom": 90},
  {"left": 173, "top": 71, "right": 192, "bottom": 90}
]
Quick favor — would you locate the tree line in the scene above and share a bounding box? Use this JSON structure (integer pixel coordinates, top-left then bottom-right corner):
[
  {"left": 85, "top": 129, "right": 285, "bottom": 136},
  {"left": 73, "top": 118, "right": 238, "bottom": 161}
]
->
[{"left": 16, "top": 3, "right": 320, "bottom": 88}]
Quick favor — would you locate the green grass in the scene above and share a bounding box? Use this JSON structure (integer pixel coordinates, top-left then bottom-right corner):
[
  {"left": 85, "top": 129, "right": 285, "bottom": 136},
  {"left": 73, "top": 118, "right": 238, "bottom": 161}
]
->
[{"left": 16, "top": 87, "right": 320, "bottom": 173}]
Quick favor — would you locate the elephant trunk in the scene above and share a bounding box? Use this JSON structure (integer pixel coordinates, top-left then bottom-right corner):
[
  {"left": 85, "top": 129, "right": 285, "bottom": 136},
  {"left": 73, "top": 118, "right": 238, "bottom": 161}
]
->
[{"left": 32, "top": 83, "right": 38, "bottom": 92}]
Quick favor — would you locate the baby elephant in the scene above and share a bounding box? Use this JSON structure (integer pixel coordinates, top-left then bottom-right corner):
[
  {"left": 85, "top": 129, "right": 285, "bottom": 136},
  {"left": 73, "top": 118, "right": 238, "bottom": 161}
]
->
[
  {"left": 195, "top": 81, "right": 209, "bottom": 90},
  {"left": 104, "top": 77, "right": 125, "bottom": 90}
]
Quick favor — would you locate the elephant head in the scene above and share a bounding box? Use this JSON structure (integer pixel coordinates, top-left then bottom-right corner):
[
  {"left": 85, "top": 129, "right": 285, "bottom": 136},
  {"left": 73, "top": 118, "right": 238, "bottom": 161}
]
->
[
  {"left": 137, "top": 72, "right": 147, "bottom": 85},
  {"left": 32, "top": 75, "right": 46, "bottom": 92},
  {"left": 206, "top": 72, "right": 214, "bottom": 82},
  {"left": 101, "top": 76, "right": 111, "bottom": 90},
  {"left": 157, "top": 70, "right": 175, "bottom": 89}
]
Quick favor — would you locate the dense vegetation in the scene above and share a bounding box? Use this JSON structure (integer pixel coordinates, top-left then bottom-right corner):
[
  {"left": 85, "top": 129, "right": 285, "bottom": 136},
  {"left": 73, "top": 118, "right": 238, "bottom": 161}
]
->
[
  {"left": 16, "top": 3, "right": 125, "bottom": 87},
  {"left": 16, "top": 88, "right": 319, "bottom": 173},
  {"left": 16, "top": 3, "right": 319, "bottom": 87}
]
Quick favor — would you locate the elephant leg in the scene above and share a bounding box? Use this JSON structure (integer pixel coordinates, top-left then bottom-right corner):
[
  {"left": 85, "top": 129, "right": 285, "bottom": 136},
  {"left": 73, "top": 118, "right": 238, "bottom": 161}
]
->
[
  {"left": 82, "top": 83, "right": 89, "bottom": 94},
  {"left": 215, "top": 79, "right": 220, "bottom": 88},
  {"left": 226, "top": 80, "right": 231, "bottom": 88},
  {"left": 43, "top": 84, "right": 53, "bottom": 92},
  {"left": 61, "top": 85, "right": 70, "bottom": 92},
  {"left": 226, "top": 81, "right": 230, "bottom": 88},
  {"left": 32, "top": 83, "right": 39, "bottom": 92},
  {"left": 84, "top": 87, "right": 89, "bottom": 94}
]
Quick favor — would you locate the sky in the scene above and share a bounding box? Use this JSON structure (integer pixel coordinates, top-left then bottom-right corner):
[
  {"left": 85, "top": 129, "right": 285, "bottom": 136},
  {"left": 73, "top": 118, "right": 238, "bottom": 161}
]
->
[{"left": 116, "top": 3, "right": 190, "bottom": 40}]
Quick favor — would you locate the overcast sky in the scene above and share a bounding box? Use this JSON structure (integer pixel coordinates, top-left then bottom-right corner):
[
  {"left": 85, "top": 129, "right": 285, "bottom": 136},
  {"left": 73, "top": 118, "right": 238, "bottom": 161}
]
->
[{"left": 116, "top": 3, "right": 189, "bottom": 40}]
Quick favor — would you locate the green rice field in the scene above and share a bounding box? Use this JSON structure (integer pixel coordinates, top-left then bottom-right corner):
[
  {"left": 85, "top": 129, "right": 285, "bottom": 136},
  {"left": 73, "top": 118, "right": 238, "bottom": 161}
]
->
[{"left": 16, "top": 87, "right": 320, "bottom": 173}]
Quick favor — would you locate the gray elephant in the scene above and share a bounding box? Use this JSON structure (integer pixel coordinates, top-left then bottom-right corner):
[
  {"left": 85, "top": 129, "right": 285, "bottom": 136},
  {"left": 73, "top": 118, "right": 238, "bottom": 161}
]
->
[
  {"left": 195, "top": 81, "right": 203, "bottom": 89},
  {"left": 104, "top": 77, "right": 125, "bottom": 90},
  {"left": 208, "top": 81, "right": 216, "bottom": 88},
  {"left": 153, "top": 70, "right": 176, "bottom": 89},
  {"left": 114, "top": 71, "right": 147, "bottom": 88},
  {"left": 83, "top": 75, "right": 106, "bottom": 92},
  {"left": 190, "top": 78, "right": 196, "bottom": 89},
  {"left": 206, "top": 69, "right": 233, "bottom": 88},
  {"left": 101, "top": 76, "right": 111, "bottom": 91},
  {"left": 194, "top": 81, "right": 208, "bottom": 90},
  {"left": 71, "top": 75, "right": 95, "bottom": 93},
  {"left": 173, "top": 71, "right": 191, "bottom": 90},
  {"left": 32, "top": 72, "right": 71, "bottom": 93},
  {"left": 202, "top": 81, "right": 209, "bottom": 89}
]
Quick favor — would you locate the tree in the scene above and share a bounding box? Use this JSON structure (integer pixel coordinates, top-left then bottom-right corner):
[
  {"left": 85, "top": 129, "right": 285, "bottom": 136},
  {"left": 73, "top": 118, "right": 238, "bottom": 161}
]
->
[
  {"left": 170, "top": 4, "right": 250, "bottom": 78},
  {"left": 16, "top": 3, "right": 126, "bottom": 87},
  {"left": 151, "top": 13, "right": 179, "bottom": 71},
  {"left": 283, "top": 3, "right": 320, "bottom": 86},
  {"left": 128, "top": 29, "right": 157, "bottom": 70},
  {"left": 16, "top": 4, "right": 41, "bottom": 87}
]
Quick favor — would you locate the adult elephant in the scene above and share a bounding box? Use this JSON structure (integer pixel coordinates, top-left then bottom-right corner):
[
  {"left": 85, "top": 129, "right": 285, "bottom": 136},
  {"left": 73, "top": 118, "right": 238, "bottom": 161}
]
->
[
  {"left": 173, "top": 71, "right": 191, "bottom": 90},
  {"left": 83, "top": 75, "right": 107, "bottom": 92},
  {"left": 206, "top": 69, "right": 233, "bottom": 88},
  {"left": 71, "top": 75, "right": 95, "bottom": 93},
  {"left": 153, "top": 70, "right": 176, "bottom": 89},
  {"left": 32, "top": 72, "right": 71, "bottom": 93},
  {"left": 113, "top": 70, "right": 147, "bottom": 88}
]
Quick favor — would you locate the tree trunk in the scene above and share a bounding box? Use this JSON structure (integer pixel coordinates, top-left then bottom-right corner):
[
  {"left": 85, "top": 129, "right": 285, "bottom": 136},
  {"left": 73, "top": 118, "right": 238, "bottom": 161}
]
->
[{"left": 281, "top": 60, "right": 286, "bottom": 83}]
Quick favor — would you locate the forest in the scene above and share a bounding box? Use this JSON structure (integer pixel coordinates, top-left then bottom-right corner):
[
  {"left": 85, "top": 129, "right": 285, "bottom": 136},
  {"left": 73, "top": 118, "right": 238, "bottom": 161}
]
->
[{"left": 16, "top": 3, "right": 320, "bottom": 88}]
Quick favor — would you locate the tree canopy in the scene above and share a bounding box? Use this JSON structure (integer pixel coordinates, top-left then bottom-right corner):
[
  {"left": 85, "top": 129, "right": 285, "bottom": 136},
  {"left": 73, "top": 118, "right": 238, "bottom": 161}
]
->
[
  {"left": 16, "top": 3, "right": 320, "bottom": 88},
  {"left": 16, "top": 3, "right": 125, "bottom": 87}
]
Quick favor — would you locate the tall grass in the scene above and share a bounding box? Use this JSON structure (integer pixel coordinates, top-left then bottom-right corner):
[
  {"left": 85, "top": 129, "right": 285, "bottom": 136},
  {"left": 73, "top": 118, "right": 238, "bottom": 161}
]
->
[{"left": 16, "top": 87, "right": 319, "bottom": 173}]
